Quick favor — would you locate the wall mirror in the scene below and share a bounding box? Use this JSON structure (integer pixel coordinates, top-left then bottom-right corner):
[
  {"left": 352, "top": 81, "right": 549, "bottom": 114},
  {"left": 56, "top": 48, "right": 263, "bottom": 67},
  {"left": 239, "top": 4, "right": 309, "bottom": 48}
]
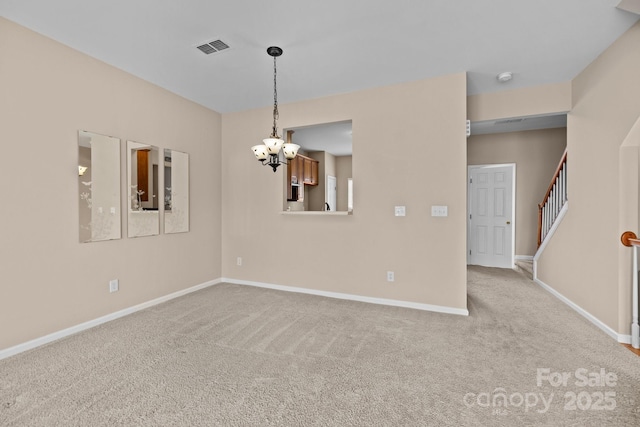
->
[
  {"left": 164, "top": 149, "right": 190, "bottom": 234},
  {"left": 78, "top": 130, "right": 121, "bottom": 243},
  {"left": 283, "top": 120, "right": 353, "bottom": 213},
  {"left": 127, "top": 140, "right": 160, "bottom": 237}
]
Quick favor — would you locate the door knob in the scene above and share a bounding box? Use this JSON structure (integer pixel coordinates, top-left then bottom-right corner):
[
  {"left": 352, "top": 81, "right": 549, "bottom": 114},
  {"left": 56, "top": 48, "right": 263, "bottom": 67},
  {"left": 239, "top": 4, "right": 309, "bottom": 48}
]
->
[{"left": 506, "top": 221, "right": 511, "bottom": 224}]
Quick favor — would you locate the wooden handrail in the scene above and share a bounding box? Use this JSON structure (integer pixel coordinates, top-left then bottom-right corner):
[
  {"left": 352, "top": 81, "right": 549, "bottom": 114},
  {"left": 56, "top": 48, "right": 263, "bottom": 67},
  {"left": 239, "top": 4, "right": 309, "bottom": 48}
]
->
[
  {"left": 537, "top": 148, "right": 568, "bottom": 247},
  {"left": 621, "top": 231, "right": 640, "bottom": 247},
  {"left": 539, "top": 148, "right": 568, "bottom": 210}
]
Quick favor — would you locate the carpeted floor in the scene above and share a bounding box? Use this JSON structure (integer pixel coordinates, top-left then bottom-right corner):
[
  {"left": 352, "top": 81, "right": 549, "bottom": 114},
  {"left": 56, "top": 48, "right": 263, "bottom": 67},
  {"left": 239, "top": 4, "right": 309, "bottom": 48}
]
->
[{"left": 1, "top": 266, "right": 639, "bottom": 426}]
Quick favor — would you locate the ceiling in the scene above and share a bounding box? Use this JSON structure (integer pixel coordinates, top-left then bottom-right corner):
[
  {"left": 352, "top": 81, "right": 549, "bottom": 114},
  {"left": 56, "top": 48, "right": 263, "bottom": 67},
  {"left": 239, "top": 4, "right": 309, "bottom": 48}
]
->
[
  {"left": 1, "top": 1, "right": 638, "bottom": 115},
  {"left": 287, "top": 121, "right": 352, "bottom": 157}
]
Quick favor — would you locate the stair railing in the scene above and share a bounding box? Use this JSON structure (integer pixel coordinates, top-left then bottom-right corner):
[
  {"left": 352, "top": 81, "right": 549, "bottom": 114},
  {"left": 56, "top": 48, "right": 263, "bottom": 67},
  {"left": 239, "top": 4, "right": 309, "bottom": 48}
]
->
[{"left": 537, "top": 149, "right": 568, "bottom": 247}]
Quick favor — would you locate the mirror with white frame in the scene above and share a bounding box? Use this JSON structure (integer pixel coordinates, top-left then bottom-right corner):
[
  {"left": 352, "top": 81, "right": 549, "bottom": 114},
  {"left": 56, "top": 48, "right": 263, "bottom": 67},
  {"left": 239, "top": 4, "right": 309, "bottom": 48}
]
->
[
  {"left": 164, "top": 149, "right": 189, "bottom": 234},
  {"left": 127, "top": 140, "right": 160, "bottom": 237},
  {"left": 283, "top": 120, "right": 353, "bottom": 213},
  {"left": 78, "top": 130, "right": 121, "bottom": 243}
]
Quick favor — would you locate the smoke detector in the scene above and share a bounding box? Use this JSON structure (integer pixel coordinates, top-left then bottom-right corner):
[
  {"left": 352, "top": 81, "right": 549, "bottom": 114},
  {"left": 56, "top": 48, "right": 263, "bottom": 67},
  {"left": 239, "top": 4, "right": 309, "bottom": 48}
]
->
[{"left": 497, "top": 72, "right": 513, "bottom": 83}]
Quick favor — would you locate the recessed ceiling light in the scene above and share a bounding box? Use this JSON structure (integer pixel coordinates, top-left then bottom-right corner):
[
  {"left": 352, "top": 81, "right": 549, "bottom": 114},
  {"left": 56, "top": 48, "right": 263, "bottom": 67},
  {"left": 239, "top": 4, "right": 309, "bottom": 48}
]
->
[{"left": 497, "top": 72, "right": 513, "bottom": 83}]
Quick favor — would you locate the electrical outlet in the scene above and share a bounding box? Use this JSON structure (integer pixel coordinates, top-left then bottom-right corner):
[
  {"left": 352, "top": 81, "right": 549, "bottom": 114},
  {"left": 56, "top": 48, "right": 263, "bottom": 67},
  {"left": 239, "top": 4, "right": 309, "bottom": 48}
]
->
[
  {"left": 109, "top": 279, "right": 119, "bottom": 293},
  {"left": 237, "top": 257, "right": 242, "bottom": 266},
  {"left": 387, "top": 271, "right": 395, "bottom": 282},
  {"left": 394, "top": 206, "right": 406, "bottom": 217}
]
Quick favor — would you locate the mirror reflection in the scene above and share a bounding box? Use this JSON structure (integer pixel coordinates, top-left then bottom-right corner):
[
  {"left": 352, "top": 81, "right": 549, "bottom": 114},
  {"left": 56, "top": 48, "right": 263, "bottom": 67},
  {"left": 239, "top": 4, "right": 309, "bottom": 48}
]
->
[
  {"left": 127, "top": 140, "right": 160, "bottom": 237},
  {"left": 284, "top": 120, "right": 353, "bottom": 212},
  {"left": 164, "top": 149, "right": 189, "bottom": 233},
  {"left": 78, "top": 130, "right": 121, "bottom": 243}
]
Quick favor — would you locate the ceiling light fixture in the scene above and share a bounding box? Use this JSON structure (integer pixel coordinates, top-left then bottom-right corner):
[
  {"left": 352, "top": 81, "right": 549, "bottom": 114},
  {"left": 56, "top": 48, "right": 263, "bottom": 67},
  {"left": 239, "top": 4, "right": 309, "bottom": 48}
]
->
[
  {"left": 497, "top": 71, "right": 513, "bottom": 83},
  {"left": 251, "top": 46, "right": 299, "bottom": 172}
]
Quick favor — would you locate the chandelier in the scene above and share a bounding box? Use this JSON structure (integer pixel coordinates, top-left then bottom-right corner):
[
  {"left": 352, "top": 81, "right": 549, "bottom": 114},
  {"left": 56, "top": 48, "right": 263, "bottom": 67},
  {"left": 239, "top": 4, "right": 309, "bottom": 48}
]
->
[{"left": 251, "top": 46, "right": 299, "bottom": 172}]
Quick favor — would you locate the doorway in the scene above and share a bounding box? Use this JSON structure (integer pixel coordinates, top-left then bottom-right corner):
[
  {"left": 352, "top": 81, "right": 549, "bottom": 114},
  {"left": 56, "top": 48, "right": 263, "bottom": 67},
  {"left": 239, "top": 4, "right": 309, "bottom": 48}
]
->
[
  {"left": 467, "top": 164, "right": 515, "bottom": 268},
  {"left": 326, "top": 175, "right": 337, "bottom": 211}
]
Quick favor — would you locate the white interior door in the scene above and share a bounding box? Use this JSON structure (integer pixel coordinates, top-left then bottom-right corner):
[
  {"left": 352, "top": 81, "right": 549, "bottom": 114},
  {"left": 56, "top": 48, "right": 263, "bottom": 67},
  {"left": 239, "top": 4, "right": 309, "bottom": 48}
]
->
[
  {"left": 327, "top": 175, "right": 337, "bottom": 211},
  {"left": 468, "top": 164, "right": 515, "bottom": 268}
]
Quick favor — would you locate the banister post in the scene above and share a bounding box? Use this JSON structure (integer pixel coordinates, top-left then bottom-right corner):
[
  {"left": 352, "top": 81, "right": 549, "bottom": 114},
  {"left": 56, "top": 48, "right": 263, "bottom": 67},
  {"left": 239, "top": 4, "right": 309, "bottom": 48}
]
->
[
  {"left": 537, "top": 204, "right": 543, "bottom": 247},
  {"left": 621, "top": 231, "right": 640, "bottom": 349}
]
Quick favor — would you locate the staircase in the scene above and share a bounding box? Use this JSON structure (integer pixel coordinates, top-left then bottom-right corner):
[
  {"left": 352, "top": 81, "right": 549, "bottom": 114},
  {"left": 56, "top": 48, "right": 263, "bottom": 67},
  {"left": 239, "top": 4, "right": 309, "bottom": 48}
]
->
[
  {"left": 538, "top": 149, "right": 568, "bottom": 248},
  {"left": 515, "top": 259, "right": 534, "bottom": 280}
]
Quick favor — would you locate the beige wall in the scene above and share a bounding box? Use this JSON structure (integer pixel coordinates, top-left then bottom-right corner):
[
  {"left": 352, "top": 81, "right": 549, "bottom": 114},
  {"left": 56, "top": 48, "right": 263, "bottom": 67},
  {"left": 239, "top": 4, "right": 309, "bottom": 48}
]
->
[
  {"left": 468, "top": 129, "right": 567, "bottom": 256},
  {"left": 0, "top": 18, "right": 222, "bottom": 351},
  {"left": 468, "top": 81, "right": 572, "bottom": 122},
  {"left": 222, "top": 73, "right": 468, "bottom": 310},
  {"left": 537, "top": 21, "right": 640, "bottom": 334}
]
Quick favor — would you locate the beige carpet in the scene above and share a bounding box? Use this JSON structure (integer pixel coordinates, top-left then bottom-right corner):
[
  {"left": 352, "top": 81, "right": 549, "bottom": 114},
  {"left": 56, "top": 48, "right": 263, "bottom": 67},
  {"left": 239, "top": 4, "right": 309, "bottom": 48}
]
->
[{"left": 1, "top": 266, "right": 639, "bottom": 426}]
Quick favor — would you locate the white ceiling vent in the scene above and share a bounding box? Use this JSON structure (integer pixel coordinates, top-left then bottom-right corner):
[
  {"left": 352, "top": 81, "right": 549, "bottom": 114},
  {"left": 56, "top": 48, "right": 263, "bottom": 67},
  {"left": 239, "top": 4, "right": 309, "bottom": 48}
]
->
[
  {"left": 196, "top": 39, "right": 230, "bottom": 55},
  {"left": 494, "top": 118, "right": 524, "bottom": 125}
]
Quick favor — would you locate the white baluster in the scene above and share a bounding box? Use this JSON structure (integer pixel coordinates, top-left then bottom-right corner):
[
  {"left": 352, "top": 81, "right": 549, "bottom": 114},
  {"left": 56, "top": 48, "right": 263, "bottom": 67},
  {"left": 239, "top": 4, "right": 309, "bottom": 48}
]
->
[
  {"left": 544, "top": 202, "right": 549, "bottom": 238},
  {"left": 553, "top": 179, "right": 557, "bottom": 218},
  {"left": 633, "top": 244, "right": 639, "bottom": 349},
  {"left": 564, "top": 162, "right": 567, "bottom": 202},
  {"left": 556, "top": 177, "right": 560, "bottom": 214},
  {"left": 551, "top": 189, "right": 556, "bottom": 224},
  {"left": 542, "top": 204, "right": 546, "bottom": 240},
  {"left": 560, "top": 165, "right": 567, "bottom": 206}
]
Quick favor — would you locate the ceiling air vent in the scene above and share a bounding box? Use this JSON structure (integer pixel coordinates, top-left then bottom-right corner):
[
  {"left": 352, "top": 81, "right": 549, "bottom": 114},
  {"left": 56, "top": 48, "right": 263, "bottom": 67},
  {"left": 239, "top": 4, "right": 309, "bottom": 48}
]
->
[
  {"left": 196, "top": 39, "right": 230, "bottom": 55},
  {"left": 494, "top": 118, "right": 524, "bottom": 125}
]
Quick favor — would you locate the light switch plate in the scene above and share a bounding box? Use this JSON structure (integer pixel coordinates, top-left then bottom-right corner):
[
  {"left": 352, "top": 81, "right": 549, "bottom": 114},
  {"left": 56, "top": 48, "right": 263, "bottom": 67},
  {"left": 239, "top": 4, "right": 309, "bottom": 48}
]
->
[
  {"left": 431, "top": 205, "right": 448, "bottom": 217},
  {"left": 394, "top": 206, "right": 406, "bottom": 217}
]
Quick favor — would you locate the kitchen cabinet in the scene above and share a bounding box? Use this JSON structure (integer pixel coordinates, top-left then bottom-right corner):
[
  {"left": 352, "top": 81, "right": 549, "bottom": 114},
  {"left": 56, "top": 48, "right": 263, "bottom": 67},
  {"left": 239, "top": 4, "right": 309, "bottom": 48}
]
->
[
  {"left": 287, "top": 154, "right": 318, "bottom": 201},
  {"left": 302, "top": 157, "right": 318, "bottom": 185}
]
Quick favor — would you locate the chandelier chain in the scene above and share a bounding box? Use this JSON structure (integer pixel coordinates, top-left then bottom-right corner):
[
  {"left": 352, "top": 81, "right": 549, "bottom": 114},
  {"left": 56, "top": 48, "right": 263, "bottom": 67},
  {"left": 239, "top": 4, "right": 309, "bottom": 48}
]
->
[{"left": 272, "top": 55, "right": 279, "bottom": 137}]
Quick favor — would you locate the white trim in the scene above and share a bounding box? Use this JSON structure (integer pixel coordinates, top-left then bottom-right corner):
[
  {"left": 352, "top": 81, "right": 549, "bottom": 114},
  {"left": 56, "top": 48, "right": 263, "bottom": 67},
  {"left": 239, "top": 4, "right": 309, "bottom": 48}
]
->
[
  {"left": 533, "top": 277, "right": 631, "bottom": 344},
  {"left": 281, "top": 211, "right": 351, "bottom": 216},
  {"left": 533, "top": 202, "right": 569, "bottom": 279},
  {"left": 221, "top": 278, "right": 469, "bottom": 316},
  {"left": 515, "top": 255, "right": 534, "bottom": 261},
  {"left": 0, "top": 279, "right": 222, "bottom": 361}
]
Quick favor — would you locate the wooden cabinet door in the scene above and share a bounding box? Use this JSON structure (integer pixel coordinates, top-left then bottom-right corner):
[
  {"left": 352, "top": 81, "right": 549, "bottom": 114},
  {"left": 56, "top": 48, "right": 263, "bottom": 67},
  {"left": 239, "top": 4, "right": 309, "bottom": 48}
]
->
[
  {"left": 290, "top": 156, "right": 300, "bottom": 184},
  {"left": 310, "top": 159, "right": 318, "bottom": 185},
  {"left": 301, "top": 157, "right": 319, "bottom": 186},
  {"left": 303, "top": 158, "right": 312, "bottom": 184}
]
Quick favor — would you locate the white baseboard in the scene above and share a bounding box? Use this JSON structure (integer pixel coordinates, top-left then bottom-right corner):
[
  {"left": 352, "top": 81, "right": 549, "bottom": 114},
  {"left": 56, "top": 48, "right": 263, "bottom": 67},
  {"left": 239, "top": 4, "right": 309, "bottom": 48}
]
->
[
  {"left": 0, "top": 279, "right": 222, "bottom": 361},
  {"left": 515, "top": 255, "right": 534, "bottom": 261},
  {"left": 533, "top": 277, "right": 631, "bottom": 344},
  {"left": 221, "top": 277, "right": 470, "bottom": 316},
  {"left": 532, "top": 202, "right": 631, "bottom": 343}
]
